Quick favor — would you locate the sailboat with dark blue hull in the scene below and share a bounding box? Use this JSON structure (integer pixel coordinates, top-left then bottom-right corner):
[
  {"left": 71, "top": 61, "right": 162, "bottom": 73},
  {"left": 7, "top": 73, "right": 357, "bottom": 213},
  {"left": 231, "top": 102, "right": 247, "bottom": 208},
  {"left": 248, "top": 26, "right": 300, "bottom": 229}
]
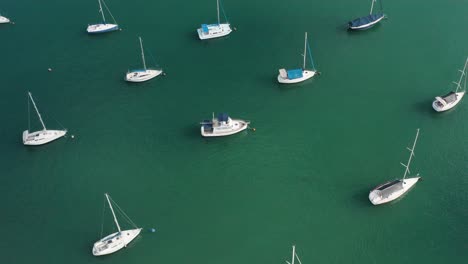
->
[{"left": 348, "top": 0, "right": 385, "bottom": 30}]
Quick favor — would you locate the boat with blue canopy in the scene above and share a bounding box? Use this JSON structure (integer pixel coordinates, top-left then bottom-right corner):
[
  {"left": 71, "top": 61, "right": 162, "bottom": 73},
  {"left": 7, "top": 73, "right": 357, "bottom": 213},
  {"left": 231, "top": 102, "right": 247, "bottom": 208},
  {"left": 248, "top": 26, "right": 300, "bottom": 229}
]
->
[
  {"left": 197, "top": 0, "right": 232, "bottom": 40},
  {"left": 200, "top": 113, "right": 250, "bottom": 137},
  {"left": 348, "top": 0, "right": 385, "bottom": 30},
  {"left": 278, "top": 32, "right": 318, "bottom": 84},
  {"left": 87, "top": 0, "right": 119, "bottom": 34}
]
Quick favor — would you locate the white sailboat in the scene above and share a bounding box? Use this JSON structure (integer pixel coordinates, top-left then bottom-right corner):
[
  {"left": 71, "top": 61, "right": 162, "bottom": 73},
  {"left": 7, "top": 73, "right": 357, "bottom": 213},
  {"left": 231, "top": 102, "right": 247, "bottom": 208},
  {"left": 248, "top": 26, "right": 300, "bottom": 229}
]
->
[
  {"left": 369, "top": 129, "right": 421, "bottom": 205},
  {"left": 92, "top": 193, "right": 142, "bottom": 256},
  {"left": 125, "top": 37, "right": 163, "bottom": 82},
  {"left": 285, "top": 245, "right": 303, "bottom": 264},
  {"left": 433, "top": 57, "right": 468, "bottom": 112},
  {"left": 197, "top": 0, "right": 232, "bottom": 40},
  {"left": 200, "top": 113, "right": 250, "bottom": 137},
  {"left": 0, "top": 14, "right": 10, "bottom": 24},
  {"left": 278, "top": 32, "right": 318, "bottom": 84},
  {"left": 23, "top": 92, "right": 67, "bottom": 146},
  {"left": 87, "top": 0, "right": 119, "bottom": 34}
]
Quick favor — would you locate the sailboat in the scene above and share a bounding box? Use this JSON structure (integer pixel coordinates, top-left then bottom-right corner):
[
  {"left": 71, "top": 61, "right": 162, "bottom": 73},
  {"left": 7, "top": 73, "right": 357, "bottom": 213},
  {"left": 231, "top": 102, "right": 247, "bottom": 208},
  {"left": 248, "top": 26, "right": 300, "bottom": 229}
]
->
[
  {"left": 87, "top": 0, "right": 119, "bottom": 34},
  {"left": 23, "top": 92, "right": 67, "bottom": 146},
  {"left": 348, "top": 0, "right": 385, "bottom": 30},
  {"left": 0, "top": 14, "right": 10, "bottom": 24},
  {"left": 92, "top": 193, "right": 142, "bottom": 256},
  {"left": 278, "top": 32, "right": 318, "bottom": 84},
  {"left": 125, "top": 37, "right": 163, "bottom": 82},
  {"left": 433, "top": 57, "right": 468, "bottom": 112},
  {"left": 285, "top": 245, "right": 303, "bottom": 264},
  {"left": 197, "top": 0, "right": 232, "bottom": 40},
  {"left": 369, "top": 129, "right": 421, "bottom": 205}
]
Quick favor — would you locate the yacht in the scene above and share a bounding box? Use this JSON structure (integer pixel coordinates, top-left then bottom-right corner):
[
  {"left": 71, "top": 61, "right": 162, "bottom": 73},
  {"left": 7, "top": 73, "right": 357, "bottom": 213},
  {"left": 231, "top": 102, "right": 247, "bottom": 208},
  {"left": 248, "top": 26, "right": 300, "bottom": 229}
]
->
[
  {"left": 433, "top": 57, "right": 467, "bottom": 112},
  {"left": 200, "top": 113, "right": 249, "bottom": 137}
]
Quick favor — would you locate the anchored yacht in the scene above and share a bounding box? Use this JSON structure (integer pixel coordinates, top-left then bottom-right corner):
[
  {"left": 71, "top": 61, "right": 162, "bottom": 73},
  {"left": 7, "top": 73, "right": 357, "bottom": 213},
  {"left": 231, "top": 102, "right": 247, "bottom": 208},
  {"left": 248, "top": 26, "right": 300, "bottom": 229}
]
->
[{"left": 200, "top": 113, "right": 249, "bottom": 137}]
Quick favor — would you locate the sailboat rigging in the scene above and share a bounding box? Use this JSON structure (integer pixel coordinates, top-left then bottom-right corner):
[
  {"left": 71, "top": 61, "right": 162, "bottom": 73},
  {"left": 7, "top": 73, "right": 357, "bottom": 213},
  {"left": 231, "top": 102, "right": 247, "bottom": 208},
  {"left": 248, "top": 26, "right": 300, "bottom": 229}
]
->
[
  {"left": 278, "top": 32, "right": 319, "bottom": 84},
  {"left": 87, "top": 0, "right": 119, "bottom": 34},
  {"left": 92, "top": 193, "right": 142, "bottom": 256},
  {"left": 23, "top": 92, "right": 67, "bottom": 146},
  {"left": 197, "top": 0, "right": 233, "bottom": 40},
  {"left": 125, "top": 37, "right": 163, "bottom": 82}
]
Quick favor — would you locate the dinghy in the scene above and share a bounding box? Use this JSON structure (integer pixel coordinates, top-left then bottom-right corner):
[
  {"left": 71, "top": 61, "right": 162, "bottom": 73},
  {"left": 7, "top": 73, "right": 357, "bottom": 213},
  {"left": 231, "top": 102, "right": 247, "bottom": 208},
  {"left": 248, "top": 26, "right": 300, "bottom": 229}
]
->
[
  {"left": 278, "top": 32, "right": 318, "bottom": 84},
  {"left": 125, "top": 37, "right": 163, "bottom": 83},
  {"left": 348, "top": 0, "right": 385, "bottom": 30},
  {"left": 369, "top": 129, "right": 421, "bottom": 205},
  {"left": 200, "top": 113, "right": 249, "bottom": 137},
  {"left": 433, "top": 57, "right": 467, "bottom": 112},
  {"left": 23, "top": 92, "right": 67, "bottom": 146},
  {"left": 87, "top": 0, "right": 119, "bottom": 34},
  {"left": 92, "top": 193, "right": 142, "bottom": 256},
  {"left": 197, "top": 0, "right": 232, "bottom": 40}
]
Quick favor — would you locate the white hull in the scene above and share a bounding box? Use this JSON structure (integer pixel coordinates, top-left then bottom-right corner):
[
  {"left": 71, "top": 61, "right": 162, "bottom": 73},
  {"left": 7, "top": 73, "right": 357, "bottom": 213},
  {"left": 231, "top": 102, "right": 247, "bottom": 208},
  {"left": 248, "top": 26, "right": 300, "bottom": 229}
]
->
[
  {"left": 87, "top": 23, "right": 119, "bottom": 34},
  {"left": 278, "top": 70, "right": 316, "bottom": 84},
  {"left": 92, "top": 228, "right": 142, "bottom": 256},
  {"left": 0, "top": 16, "right": 10, "bottom": 23},
  {"left": 349, "top": 16, "right": 385, "bottom": 30},
  {"left": 432, "top": 92, "right": 465, "bottom": 112},
  {"left": 23, "top": 129, "right": 67, "bottom": 146},
  {"left": 125, "top": 69, "right": 162, "bottom": 82},
  {"left": 201, "top": 119, "right": 249, "bottom": 137},
  {"left": 369, "top": 177, "right": 421, "bottom": 205},
  {"left": 197, "top": 23, "right": 232, "bottom": 40}
]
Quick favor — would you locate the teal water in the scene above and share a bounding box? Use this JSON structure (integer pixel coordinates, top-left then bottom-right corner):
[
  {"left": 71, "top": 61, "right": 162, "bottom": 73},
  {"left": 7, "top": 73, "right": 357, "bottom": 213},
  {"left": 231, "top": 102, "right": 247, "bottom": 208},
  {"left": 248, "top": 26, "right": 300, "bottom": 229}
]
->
[{"left": 1, "top": 0, "right": 467, "bottom": 263}]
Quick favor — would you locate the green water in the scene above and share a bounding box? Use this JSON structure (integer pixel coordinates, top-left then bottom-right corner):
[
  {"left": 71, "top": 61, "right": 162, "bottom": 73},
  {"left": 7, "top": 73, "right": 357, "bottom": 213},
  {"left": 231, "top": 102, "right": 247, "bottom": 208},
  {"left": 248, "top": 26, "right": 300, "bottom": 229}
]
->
[{"left": 1, "top": 0, "right": 467, "bottom": 263}]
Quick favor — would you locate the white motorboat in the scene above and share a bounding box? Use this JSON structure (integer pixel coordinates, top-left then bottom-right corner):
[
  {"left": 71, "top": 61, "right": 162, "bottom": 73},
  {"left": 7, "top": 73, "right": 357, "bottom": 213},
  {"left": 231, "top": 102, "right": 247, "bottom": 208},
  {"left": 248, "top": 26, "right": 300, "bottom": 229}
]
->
[
  {"left": 369, "top": 129, "right": 421, "bottom": 205},
  {"left": 92, "top": 193, "right": 142, "bottom": 256},
  {"left": 433, "top": 57, "right": 467, "bottom": 112},
  {"left": 0, "top": 15, "right": 10, "bottom": 24},
  {"left": 125, "top": 37, "right": 163, "bottom": 82},
  {"left": 200, "top": 113, "right": 250, "bottom": 137},
  {"left": 87, "top": 0, "right": 119, "bottom": 34},
  {"left": 197, "top": 0, "right": 232, "bottom": 40},
  {"left": 278, "top": 32, "right": 318, "bottom": 84},
  {"left": 285, "top": 245, "right": 304, "bottom": 264},
  {"left": 23, "top": 92, "right": 67, "bottom": 146}
]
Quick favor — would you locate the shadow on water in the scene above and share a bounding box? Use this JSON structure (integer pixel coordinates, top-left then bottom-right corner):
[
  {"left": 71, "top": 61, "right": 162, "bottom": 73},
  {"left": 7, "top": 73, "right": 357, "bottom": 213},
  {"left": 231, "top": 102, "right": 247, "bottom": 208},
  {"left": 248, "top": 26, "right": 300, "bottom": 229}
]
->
[{"left": 413, "top": 99, "right": 436, "bottom": 116}]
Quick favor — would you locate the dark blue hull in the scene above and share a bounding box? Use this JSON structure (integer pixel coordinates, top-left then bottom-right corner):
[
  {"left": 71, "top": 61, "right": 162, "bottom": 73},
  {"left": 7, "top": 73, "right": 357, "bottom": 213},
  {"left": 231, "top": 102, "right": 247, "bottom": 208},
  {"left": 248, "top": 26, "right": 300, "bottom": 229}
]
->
[{"left": 348, "top": 13, "right": 384, "bottom": 30}]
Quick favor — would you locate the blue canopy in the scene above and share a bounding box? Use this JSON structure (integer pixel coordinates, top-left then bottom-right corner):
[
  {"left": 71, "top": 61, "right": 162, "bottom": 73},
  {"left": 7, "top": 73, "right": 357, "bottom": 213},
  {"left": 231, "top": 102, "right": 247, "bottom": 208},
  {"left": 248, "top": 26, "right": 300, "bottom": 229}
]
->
[
  {"left": 201, "top": 24, "right": 209, "bottom": 33},
  {"left": 287, "top": 69, "right": 303, "bottom": 79},
  {"left": 349, "top": 13, "right": 384, "bottom": 29},
  {"left": 217, "top": 113, "right": 229, "bottom": 122}
]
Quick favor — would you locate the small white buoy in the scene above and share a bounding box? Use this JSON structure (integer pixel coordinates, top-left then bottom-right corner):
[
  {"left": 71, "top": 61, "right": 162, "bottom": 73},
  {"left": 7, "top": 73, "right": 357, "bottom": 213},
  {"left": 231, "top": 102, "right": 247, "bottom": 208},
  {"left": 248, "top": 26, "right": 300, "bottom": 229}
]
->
[
  {"left": 71, "top": 135, "right": 75, "bottom": 139},
  {"left": 150, "top": 228, "right": 156, "bottom": 233},
  {"left": 48, "top": 68, "right": 52, "bottom": 72}
]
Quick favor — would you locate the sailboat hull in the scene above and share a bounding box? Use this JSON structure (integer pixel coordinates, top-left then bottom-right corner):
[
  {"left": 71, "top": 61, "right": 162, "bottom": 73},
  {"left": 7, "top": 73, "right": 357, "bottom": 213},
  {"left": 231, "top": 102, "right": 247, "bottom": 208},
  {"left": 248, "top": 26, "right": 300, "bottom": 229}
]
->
[
  {"left": 432, "top": 92, "right": 465, "bottom": 112},
  {"left": 197, "top": 23, "right": 232, "bottom": 40},
  {"left": 349, "top": 14, "right": 385, "bottom": 30},
  {"left": 92, "top": 228, "right": 142, "bottom": 256},
  {"left": 0, "top": 16, "right": 10, "bottom": 24},
  {"left": 87, "top": 23, "right": 119, "bottom": 34},
  {"left": 369, "top": 177, "right": 421, "bottom": 205},
  {"left": 278, "top": 70, "right": 316, "bottom": 84},
  {"left": 125, "top": 69, "right": 162, "bottom": 82},
  {"left": 23, "top": 130, "right": 67, "bottom": 146}
]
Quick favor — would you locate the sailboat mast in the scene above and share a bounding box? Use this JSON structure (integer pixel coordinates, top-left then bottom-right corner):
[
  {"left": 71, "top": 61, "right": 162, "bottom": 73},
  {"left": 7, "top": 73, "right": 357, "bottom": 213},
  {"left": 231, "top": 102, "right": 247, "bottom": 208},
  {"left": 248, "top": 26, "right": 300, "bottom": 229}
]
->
[
  {"left": 217, "top": 0, "right": 220, "bottom": 24},
  {"left": 105, "top": 193, "right": 122, "bottom": 232},
  {"left": 454, "top": 57, "right": 468, "bottom": 92},
  {"left": 402, "top": 129, "right": 419, "bottom": 179},
  {"left": 28, "top": 92, "right": 47, "bottom": 131},
  {"left": 139, "top": 37, "right": 146, "bottom": 70},
  {"left": 98, "top": 0, "right": 106, "bottom": 24},
  {"left": 291, "top": 245, "right": 296, "bottom": 264},
  {"left": 303, "top": 32, "right": 307, "bottom": 69},
  {"left": 370, "top": 0, "right": 375, "bottom": 14}
]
